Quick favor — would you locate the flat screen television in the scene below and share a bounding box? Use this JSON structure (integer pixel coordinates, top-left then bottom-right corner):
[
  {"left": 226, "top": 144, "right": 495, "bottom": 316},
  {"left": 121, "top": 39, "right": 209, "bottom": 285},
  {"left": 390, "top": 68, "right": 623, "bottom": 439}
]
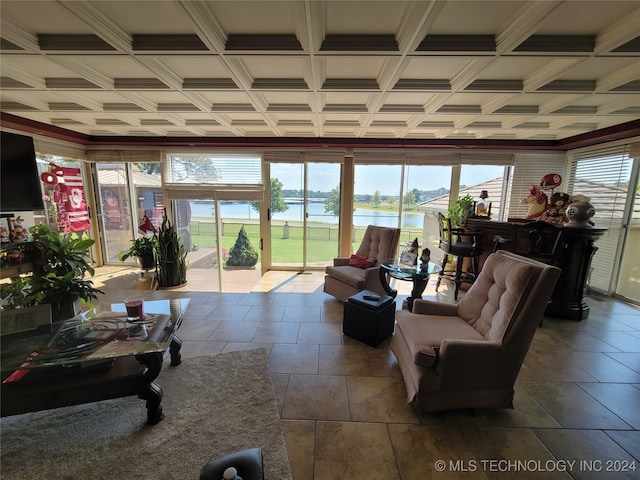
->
[{"left": 1, "top": 131, "right": 45, "bottom": 213}]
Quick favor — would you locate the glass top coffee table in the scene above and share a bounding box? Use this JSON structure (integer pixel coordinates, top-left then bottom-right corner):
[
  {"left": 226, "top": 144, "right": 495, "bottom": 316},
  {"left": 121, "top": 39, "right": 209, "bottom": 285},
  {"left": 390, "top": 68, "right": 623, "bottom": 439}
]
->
[
  {"left": 380, "top": 259, "right": 441, "bottom": 310},
  {"left": 1, "top": 297, "right": 190, "bottom": 425}
]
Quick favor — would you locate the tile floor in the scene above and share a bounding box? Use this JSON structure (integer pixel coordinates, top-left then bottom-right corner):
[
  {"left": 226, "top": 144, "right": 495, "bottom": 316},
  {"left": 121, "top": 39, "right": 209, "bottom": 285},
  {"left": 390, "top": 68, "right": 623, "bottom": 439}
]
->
[{"left": 94, "top": 267, "right": 640, "bottom": 480}]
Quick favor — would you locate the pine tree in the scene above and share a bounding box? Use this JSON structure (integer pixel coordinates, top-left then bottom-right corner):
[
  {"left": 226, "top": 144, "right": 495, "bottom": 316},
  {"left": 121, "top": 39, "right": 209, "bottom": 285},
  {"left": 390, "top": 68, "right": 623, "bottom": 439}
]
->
[{"left": 226, "top": 226, "right": 258, "bottom": 267}]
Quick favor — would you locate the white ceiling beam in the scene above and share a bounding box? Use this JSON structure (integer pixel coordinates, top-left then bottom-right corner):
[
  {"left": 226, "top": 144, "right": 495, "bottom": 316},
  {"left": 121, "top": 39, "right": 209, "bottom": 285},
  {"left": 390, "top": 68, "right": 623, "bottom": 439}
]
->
[
  {"left": 596, "top": 62, "right": 640, "bottom": 92},
  {"left": 501, "top": 115, "right": 538, "bottom": 129},
  {"left": 422, "top": 93, "right": 451, "bottom": 113},
  {"left": 48, "top": 56, "right": 114, "bottom": 90},
  {"left": 549, "top": 116, "right": 586, "bottom": 130},
  {"left": 481, "top": 94, "right": 519, "bottom": 114},
  {"left": 396, "top": 0, "right": 444, "bottom": 52},
  {"left": 449, "top": 58, "right": 494, "bottom": 91},
  {"left": 523, "top": 58, "right": 584, "bottom": 92},
  {"left": 0, "top": 92, "right": 49, "bottom": 111},
  {"left": 0, "top": 64, "right": 47, "bottom": 89},
  {"left": 539, "top": 94, "right": 586, "bottom": 114},
  {"left": 0, "top": 19, "right": 39, "bottom": 51},
  {"left": 597, "top": 96, "right": 640, "bottom": 115},
  {"left": 116, "top": 92, "right": 157, "bottom": 112},
  {"left": 495, "top": 1, "right": 563, "bottom": 53},
  {"left": 55, "top": 91, "right": 103, "bottom": 111},
  {"left": 177, "top": 0, "right": 227, "bottom": 52},
  {"left": 595, "top": 8, "right": 640, "bottom": 54},
  {"left": 135, "top": 58, "right": 183, "bottom": 91},
  {"left": 58, "top": 0, "right": 132, "bottom": 52}
]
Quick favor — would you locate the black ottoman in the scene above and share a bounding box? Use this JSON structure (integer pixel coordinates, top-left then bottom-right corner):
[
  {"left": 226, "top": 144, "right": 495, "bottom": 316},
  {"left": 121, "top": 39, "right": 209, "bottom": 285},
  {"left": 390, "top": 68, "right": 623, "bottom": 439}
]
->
[{"left": 343, "top": 290, "right": 396, "bottom": 347}]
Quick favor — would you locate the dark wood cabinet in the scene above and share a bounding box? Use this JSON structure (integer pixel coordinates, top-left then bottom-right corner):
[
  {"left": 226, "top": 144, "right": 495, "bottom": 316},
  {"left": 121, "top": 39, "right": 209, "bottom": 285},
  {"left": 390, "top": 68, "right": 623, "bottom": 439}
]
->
[{"left": 465, "top": 219, "right": 606, "bottom": 320}]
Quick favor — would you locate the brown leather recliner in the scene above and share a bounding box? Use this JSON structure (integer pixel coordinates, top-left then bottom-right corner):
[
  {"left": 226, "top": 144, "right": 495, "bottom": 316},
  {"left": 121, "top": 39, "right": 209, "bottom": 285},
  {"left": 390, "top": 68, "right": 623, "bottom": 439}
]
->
[
  {"left": 323, "top": 225, "right": 401, "bottom": 302},
  {"left": 391, "top": 250, "right": 561, "bottom": 413}
]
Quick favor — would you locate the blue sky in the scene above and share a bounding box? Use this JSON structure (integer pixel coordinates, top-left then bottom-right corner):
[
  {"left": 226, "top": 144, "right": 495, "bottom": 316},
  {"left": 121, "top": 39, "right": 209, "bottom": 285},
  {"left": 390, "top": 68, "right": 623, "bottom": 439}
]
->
[{"left": 271, "top": 163, "right": 504, "bottom": 195}]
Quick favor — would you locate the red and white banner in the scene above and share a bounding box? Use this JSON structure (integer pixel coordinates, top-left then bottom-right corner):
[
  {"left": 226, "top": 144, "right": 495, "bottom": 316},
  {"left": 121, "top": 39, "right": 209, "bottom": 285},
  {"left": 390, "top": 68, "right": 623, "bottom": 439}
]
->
[{"left": 49, "top": 164, "right": 90, "bottom": 232}]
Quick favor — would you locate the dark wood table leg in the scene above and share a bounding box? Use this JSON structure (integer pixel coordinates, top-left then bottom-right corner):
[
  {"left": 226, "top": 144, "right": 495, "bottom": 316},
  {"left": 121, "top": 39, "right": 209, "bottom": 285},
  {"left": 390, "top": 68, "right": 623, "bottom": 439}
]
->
[
  {"left": 169, "top": 335, "right": 182, "bottom": 366},
  {"left": 135, "top": 352, "right": 165, "bottom": 425},
  {"left": 378, "top": 267, "right": 397, "bottom": 298},
  {"left": 403, "top": 275, "right": 429, "bottom": 311}
]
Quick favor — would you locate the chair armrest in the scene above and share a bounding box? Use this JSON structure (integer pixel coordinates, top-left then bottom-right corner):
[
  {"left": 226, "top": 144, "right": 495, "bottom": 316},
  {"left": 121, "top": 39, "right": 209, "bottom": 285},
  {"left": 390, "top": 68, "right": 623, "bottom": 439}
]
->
[
  {"left": 437, "top": 339, "right": 522, "bottom": 389},
  {"left": 411, "top": 299, "right": 459, "bottom": 316},
  {"left": 333, "top": 257, "right": 350, "bottom": 266}
]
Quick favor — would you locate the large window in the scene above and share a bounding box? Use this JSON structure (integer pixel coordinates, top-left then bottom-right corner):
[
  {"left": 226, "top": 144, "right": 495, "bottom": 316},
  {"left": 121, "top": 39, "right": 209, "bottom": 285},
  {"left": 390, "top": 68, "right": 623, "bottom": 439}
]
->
[{"left": 567, "top": 145, "right": 636, "bottom": 298}]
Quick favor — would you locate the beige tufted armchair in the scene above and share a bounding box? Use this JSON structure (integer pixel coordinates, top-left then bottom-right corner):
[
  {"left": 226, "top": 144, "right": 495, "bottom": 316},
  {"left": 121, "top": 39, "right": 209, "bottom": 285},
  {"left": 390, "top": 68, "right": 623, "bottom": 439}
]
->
[
  {"left": 391, "top": 250, "right": 561, "bottom": 413},
  {"left": 323, "top": 225, "right": 401, "bottom": 302}
]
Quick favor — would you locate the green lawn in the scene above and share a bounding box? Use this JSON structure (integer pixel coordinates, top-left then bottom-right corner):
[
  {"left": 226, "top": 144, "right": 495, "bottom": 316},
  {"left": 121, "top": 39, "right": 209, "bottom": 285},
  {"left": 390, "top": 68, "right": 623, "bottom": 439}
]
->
[{"left": 189, "top": 219, "right": 423, "bottom": 267}]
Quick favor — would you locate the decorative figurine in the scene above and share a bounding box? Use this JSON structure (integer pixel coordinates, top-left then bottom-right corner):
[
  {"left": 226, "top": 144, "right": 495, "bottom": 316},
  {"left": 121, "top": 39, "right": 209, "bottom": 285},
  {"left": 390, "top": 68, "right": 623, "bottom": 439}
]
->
[
  {"left": 474, "top": 190, "right": 490, "bottom": 217},
  {"left": 565, "top": 195, "right": 596, "bottom": 227},
  {"left": 0, "top": 227, "right": 9, "bottom": 244},
  {"left": 541, "top": 192, "right": 571, "bottom": 225},
  {"left": 420, "top": 248, "right": 431, "bottom": 271},
  {"left": 521, "top": 185, "right": 548, "bottom": 220},
  {"left": 399, "top": 238, "right": 419, "bottom": 267},
  {"left": 10, "top": 216, "right": 28, "bottom": 243}
]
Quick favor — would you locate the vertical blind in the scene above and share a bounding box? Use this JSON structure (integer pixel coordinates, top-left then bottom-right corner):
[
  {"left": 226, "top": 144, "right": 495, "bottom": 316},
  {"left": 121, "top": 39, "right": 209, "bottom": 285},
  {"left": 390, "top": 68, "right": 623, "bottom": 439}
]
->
[
  {"left": 566, "top": 144, "right": 632, "bottom": 293},
  {"left": 508, "top": 152, "right": 567, "bottom": 219}
]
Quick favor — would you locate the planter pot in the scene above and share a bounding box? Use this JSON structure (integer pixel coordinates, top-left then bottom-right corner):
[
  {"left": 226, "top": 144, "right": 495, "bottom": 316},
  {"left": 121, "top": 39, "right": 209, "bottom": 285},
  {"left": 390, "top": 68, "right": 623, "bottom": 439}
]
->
[
  {"left": 156, "top": 282, "right": 187, "bottom": 290},
  {"left": 50, "top": 298, "right": 81, "bottom": 323},
  {"left": 137, "top": 254, "right": 156, "bottom": 270}
]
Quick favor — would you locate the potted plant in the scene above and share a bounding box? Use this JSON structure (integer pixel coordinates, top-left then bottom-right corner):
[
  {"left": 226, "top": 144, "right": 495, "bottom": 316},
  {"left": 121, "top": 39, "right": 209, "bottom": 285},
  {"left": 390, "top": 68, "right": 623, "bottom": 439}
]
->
[
  {"left": 156, "top": 209, "right": 188, "bottom": 288},
  {"left": 118, "top": 236, "right": 157, "bottom": 270},
  {"left": 447, "top": 194, "right": 474, "bottom": 228},
  {"left": 1, "top": 225, "right": 104, "bottom": 322}
]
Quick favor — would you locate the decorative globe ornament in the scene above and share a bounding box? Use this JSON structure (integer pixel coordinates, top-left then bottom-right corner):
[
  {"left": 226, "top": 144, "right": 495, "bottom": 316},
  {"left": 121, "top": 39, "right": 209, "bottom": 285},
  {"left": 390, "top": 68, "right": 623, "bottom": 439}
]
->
[{"left": 565, "top": 195, "right": 595, "bottom": 227}]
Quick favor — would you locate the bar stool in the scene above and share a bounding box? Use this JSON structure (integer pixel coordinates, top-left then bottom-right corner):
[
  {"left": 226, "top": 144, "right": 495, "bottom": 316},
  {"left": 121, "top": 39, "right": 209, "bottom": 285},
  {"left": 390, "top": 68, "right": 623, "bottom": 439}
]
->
[{"left": 435, "top": 212, "right": 482, "bottom": 300}]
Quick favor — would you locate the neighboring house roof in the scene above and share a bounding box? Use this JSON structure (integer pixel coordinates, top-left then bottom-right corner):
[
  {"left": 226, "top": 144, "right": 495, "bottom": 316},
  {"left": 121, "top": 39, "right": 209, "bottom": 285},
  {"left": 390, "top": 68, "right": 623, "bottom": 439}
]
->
[
  {"left": 416, "top": 176, "right": 640, "bottom": 224},
  {"left": 98, "top": 168, "right": 161, "bottom": 188},
  {"left": 416, "top": 177, "right": 504, "bottom": 214}
]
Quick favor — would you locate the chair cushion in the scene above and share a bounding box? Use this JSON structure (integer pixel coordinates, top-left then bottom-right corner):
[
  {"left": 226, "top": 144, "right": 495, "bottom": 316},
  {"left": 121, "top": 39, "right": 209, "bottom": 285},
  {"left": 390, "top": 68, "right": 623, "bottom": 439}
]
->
[
  {"left": 347, "top": 254, "right": 377, "bottom": 268},
  {"left": 355, "top": 226, "right": 399, "bottom": 264},
  {"left": 395, "top": 310, "right": 485, "bottom": 367},
  {"left": 458, "top": 254, "right": 535, "bottom": 342},
  {"left": 325, "top": 265, "right": 368, "bottom": 289}
]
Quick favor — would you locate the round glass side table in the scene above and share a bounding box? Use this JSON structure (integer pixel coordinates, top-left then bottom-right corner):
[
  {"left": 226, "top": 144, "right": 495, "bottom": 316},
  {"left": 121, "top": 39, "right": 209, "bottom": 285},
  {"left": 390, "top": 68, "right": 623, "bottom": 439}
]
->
[{"left": 380, "top": 259, "right": 441, "bottom": 310}]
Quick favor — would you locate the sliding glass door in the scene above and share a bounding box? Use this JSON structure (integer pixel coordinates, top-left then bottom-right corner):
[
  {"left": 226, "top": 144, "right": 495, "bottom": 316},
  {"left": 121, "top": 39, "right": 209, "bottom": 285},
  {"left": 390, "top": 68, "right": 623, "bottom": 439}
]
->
[{"left": 268, "top": 161, "right": 341, "bottom": 269}]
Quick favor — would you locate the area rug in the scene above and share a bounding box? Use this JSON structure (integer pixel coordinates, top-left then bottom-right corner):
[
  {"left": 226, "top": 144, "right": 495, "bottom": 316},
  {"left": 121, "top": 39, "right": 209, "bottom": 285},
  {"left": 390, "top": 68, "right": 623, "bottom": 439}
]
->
[{"left": 1, "top": 348, "right": 292, "bottom": 480}]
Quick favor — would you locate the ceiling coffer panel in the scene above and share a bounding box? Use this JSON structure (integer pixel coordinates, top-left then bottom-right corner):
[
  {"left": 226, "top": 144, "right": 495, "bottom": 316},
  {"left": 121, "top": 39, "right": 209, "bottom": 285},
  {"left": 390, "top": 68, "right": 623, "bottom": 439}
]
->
[
  {"left": 393, "top": 80, "right": 451, "bottom": 91},
  {"left": 132, "top": 35, "right": 208, "bottom": 51},
  {"left": 322, "top": 79, "right": 380, "bottom": 90},
  {"left": 252, "top": 78, "right": 309, "bottom": 89},
  {"left": 114, "top": 79, "right": 170, "bottom": 89},
  {"left": 183, "top": 78, "right": 239, "bottom": 89},
  {"left": 1, "top": 77, "right": 33, "bottom": 88},
  {"left": 38, "top": 34, "right": 115, "bottom": 51},
  {"left": 0, "top": 0, "right": 637, "bottom": 142},
  {"left": 514, "top": 35, "right": 595, "bottom": 52},
  {"left": 320, "top": 34, "right": 398, "bottom": 51},
  {"left": 225, "top": 34, "right": 302, "bottom": 51},
  {"left": 465, "top": 80, "right": 523, "bottom": 91},
  {"left": 45, "top": 78, "right": 101, "bottom": 89},
  {"left": 417, "top": 35, "right": 496, "bottom": 52}
]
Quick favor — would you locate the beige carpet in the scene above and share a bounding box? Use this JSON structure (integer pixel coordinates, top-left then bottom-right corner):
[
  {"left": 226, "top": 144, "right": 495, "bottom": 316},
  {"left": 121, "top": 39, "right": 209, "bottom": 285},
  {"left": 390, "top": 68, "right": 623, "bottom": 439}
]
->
[{"left": 1, "top": 348, "right": 292, "bottom": 480}]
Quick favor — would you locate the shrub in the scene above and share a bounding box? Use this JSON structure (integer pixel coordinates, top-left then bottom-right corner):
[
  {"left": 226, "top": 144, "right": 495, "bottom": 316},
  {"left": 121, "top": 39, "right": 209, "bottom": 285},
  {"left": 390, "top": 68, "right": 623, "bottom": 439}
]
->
[{"left": 226, "top": 226, "right": 258, "bottom": 267}]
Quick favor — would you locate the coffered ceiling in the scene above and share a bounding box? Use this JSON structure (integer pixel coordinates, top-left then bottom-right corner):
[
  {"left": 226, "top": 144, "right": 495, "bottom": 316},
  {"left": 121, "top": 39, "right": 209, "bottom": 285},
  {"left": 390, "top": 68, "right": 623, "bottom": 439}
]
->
[{"left": 1, "top": 0, "right": 639, "bottom": 142}]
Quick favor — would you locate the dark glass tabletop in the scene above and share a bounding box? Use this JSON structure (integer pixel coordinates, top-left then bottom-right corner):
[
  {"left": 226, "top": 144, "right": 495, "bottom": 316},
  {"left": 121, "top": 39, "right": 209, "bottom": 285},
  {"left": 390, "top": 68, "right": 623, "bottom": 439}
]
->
[
  {"left": 381, "top": 259, "right": 441, "bottom": 280},
  {"left": 1, "top": 298, "right": 190, "bottom": 373}
]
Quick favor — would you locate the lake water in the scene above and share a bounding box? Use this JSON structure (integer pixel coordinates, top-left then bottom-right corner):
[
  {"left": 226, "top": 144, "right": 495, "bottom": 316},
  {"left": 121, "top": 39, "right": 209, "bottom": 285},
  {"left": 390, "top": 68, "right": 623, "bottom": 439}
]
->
[{"left": 189, "top": 201, "right": 423, "bottom": 228}]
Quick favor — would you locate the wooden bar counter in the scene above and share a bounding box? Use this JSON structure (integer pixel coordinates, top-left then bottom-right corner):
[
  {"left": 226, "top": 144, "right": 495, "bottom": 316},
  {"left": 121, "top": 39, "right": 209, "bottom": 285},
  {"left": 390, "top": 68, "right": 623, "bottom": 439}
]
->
[{"left": 465, "top": 218, "right": 606, "bottom": 320}]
